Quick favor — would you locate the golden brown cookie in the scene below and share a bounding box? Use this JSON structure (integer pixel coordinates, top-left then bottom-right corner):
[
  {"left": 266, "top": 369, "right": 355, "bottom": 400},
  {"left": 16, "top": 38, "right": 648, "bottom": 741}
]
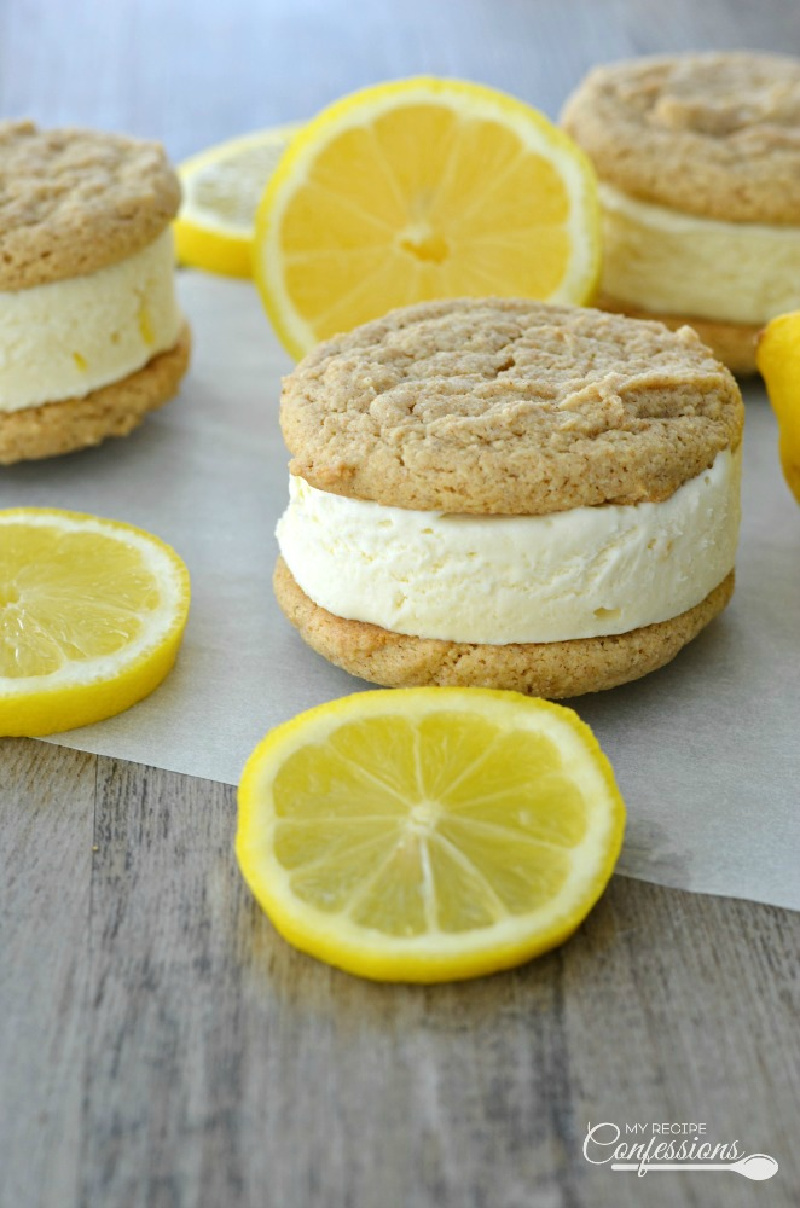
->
[
  {"left": 275, "top": 558, "right": 735, "bottom": 698},
  {"left": 275, "top": 297, "right": 743, "bottom": 696},
  {"left": 561, "top": 53, "right": 800, "bottom": 225},
  {"left": 281, "top": 297, "right": 741, "bottom": 515},
  {"left": 0, "top": 120, "right": 181, "bottom": 288},
  {"left": 0, "top": 323, "right": 190, "bottom": 464}
]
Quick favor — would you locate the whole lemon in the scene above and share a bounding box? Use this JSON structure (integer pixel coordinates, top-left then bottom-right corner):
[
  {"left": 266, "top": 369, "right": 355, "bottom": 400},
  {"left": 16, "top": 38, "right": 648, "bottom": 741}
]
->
[{"left": 757, "top": 312, "right": 800, "bottom": 505}]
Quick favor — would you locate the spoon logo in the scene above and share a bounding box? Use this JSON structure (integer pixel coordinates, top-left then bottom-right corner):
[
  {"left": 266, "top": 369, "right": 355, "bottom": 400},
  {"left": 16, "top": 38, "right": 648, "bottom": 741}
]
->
[{"left": 583, "top": 1122, "right": 779, "bottom": 1180}]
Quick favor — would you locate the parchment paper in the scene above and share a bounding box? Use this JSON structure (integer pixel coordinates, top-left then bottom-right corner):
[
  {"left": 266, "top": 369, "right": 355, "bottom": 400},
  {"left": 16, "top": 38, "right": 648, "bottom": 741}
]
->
[{"left": 2, "top": 273, "right": 798, "bottom": 909}]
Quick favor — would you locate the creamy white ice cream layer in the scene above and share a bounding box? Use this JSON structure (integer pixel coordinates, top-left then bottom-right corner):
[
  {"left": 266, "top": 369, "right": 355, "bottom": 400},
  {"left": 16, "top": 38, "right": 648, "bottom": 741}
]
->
[
  {"left": 276, "top": 449, "right": 741, "bottom": 645},
  {"left": 0, "top": 228, "right": 182, "bottom": 411},
  {"left": 599, "top": 183, "right": 800, "bottom": 325}
]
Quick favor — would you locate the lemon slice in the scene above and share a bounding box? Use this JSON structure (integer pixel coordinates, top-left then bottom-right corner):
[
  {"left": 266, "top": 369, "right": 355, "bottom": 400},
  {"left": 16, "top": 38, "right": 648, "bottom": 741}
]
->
[
  {"left": 0, "top": 509, "right": 190, "bottom": 736},
  {"left": 237, "top": 688, "right": 624, "bottom": 982},
  {"left": 253, "top": 76, "right": 601, "bottom": 359},
  {"left": 757, "top": 312, "right": 800, "bottom": 504},
  {"left": 175, "top": 124, "right": 301, "bottom": 277}
]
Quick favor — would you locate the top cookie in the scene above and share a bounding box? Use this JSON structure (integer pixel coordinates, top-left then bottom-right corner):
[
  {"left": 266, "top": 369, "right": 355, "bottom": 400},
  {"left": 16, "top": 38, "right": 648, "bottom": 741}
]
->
[
  {"left": 0, "top": 121, "right": 181, "bottom": 289},
  {"left": 561, "top": 52, "right": 800, "bottom": 225},
  {"left": 280, "top": 298, "right": 743, "bottom": 516}
]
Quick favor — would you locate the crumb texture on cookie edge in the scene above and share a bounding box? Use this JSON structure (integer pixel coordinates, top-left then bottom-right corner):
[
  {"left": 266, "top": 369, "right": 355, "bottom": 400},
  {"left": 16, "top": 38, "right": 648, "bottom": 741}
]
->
[
  {"left": 280, "top": 297, "right": 744, "bottom": 515},
  {"left": 597, "top": 294, "right": 760, "bottom": 376},
  {"left": 0, "top": 120, "right": 181, "bottom": 288}
]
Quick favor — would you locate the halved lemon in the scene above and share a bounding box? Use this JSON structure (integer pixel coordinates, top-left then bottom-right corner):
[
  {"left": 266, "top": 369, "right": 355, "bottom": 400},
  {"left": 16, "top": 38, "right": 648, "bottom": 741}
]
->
[
  {"left": 175, "top": 124, "right": 301, "bottom": 277},
  {"left": 0, "top": 509, "right": 190, "bottom": 736},
  {"left": 757, "top": 312, "right": 800, "bottom": 504},
  {"left": 237, "top": 688, "right": 624, "bottom": 982},
  {"left": 254, "top": 76, "right": 602, "bottom": 359}
]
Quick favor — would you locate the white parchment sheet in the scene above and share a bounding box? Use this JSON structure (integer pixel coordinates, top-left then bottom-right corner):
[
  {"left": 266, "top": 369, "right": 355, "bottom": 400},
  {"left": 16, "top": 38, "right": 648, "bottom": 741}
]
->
[{"left": 2, "top": 273, "right": 798, "bottom": 909}]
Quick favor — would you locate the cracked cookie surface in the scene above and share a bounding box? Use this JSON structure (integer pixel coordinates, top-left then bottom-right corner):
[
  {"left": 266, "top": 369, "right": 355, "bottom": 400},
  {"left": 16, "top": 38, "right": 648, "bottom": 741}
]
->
[
  {"left": 280, "top": 297, "right": 743, "bottom": 515},
  {"left": 0, "top": 120, "right": 181, "bottom": 288},
  {"left": 561, "top": 52, "right": 800, "bottom": 224},
  {"left": 597, "top": 294, "right": 761, "bottom": 376}
]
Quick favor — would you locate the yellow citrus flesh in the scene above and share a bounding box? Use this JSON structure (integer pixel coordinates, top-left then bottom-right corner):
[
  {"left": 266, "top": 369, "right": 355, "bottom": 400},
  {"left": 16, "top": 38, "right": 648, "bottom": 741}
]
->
[
  {"left": 757, "top": 312, "right": 800, "bottom": 504},
  {"left": 175, "top": 124, "right": 301, "bottom": 278},
  {"left": 253, "top": 77, "right": 601, "bottom": 359},
  {"left": 0, "top": 509, "right": 190, "bottom": 736},
  {"left": 237, "top": 688, "right": 625, "bottom": 982}
]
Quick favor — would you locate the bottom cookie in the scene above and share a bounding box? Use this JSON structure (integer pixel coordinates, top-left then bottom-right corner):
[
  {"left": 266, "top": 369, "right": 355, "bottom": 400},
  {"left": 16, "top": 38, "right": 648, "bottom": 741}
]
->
[
  {"left": 597, "top": 293, "right": 759, "bottom": 376},
  {"left": 274, "top": 557, "right": 735, "bottom": 698},
  {"left": 0, "top": 322, "right": 192, "bottom": 464}
]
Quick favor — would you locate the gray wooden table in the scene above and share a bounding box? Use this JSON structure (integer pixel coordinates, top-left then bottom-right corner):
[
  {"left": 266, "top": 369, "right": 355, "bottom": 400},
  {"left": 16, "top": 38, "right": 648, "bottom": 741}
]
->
[{"left": 1, "top": 2, "right": 799, "bottom": 1206}]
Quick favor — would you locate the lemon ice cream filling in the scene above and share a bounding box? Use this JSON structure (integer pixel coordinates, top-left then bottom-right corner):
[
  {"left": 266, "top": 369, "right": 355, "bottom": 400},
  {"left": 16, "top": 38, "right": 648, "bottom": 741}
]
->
[
  {"left": 276, "top": 449, "right": 741, "bottom": 645},
  {"left": 0, "top": 228, "right": 182, "bottom": 411},
  {"left": 599, "top": 183, "right": 800, "bottom": 325}
]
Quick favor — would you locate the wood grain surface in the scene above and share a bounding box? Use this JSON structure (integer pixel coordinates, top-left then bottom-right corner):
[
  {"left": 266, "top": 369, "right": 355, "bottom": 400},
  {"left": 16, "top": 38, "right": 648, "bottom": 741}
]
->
[{"left": 2, "top": 1, "right": 800, "bottom": 1206}]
